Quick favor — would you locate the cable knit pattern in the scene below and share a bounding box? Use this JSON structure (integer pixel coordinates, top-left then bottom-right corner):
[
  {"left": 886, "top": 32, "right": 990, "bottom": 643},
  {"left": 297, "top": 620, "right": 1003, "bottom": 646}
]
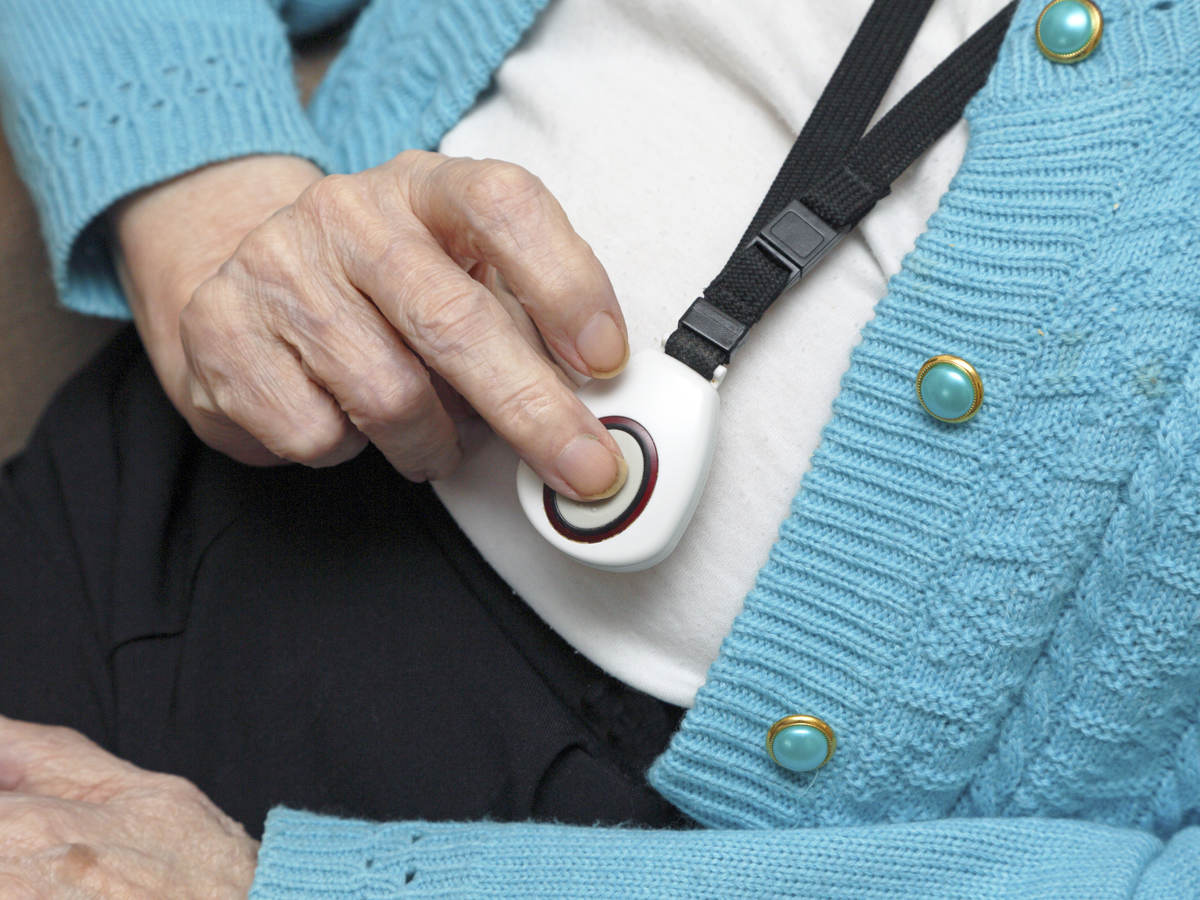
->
[
  {"left": 647, "top": 0, "right": 1200, "bottom": 837},
  {"left": 959, "top": 284, "right": 1200, "bottom": 829},
  {"left": 2, "top": 0, "right": 1199, "bottom": 894}
]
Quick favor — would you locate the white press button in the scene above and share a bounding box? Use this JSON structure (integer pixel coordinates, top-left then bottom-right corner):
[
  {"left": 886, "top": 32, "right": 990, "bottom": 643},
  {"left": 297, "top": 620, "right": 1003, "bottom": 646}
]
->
[{"left": 551, "top": 422, "right": 652, "bottom": 538}]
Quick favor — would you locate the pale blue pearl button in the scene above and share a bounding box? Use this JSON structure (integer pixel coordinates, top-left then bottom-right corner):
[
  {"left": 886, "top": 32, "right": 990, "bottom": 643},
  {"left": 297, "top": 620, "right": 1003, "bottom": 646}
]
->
[
  {"left": 921, "top": 363, "right": 974, "bottom": 419},
  {"left": 767, "top": 715, "right": 836, "bottom": 773},
  {"left": 772, "top": 725, "right": 828, "bottom": 773},
  {"left": 916, "top": 355, "right": 983, "bottom": 423},
  {"left": 1036, "top": 0, "right": 1102, "bottom": 63}
]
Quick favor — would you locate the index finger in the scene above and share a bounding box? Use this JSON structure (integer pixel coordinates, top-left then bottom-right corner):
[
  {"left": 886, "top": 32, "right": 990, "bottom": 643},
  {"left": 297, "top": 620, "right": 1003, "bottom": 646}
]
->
[
  {"left": 398, "top": 152, "right": 630, "bottom": 380},
  {"left": 340, "top": 227, "right": 627, "bottom": 502}
]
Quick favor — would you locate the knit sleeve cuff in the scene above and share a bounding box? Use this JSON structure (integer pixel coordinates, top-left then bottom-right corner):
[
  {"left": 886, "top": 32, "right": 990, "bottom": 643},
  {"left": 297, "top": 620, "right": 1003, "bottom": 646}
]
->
[
  {"left": 0, "top": 1, "right": 331, "bottom": 318},
  {"left": 250, "top": 807, "right": 1175, "bottom": 899},
  {"left": 250, "top": 808, "right": 435, "bottom": 898}
]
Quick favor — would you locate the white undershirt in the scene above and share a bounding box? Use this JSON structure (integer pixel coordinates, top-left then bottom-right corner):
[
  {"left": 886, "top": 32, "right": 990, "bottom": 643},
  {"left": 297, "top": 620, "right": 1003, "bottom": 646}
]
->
[{"left": 436, "top": 0, "right": 1009, "bottom": 708}]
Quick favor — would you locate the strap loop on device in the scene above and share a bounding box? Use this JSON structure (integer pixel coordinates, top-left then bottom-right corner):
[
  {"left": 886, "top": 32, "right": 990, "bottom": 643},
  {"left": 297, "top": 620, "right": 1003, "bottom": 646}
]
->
[{"left": 678, "top": 299, "right": 750, "bottom": 355}]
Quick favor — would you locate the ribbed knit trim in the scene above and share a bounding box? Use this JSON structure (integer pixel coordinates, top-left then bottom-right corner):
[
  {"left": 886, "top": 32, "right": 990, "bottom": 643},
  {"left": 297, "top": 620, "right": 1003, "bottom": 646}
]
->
[
  {"left": 648, "top": 0, "right": 1200, "bottom": 829},
  {"left": 308, "top": 0, "right": 549, "bottom": 174},
  {"left": 251, "top": 807, "right": 1170, "bottom": 898},
  {"left": 0, "top": 2, "right": 331, "bottom": 318}
]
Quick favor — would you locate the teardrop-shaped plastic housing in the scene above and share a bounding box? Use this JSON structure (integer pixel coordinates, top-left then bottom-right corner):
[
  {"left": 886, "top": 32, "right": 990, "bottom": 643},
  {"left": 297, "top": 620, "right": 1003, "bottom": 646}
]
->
[{"left": 516, "top": 350, "right": 720, "bottom": 572}]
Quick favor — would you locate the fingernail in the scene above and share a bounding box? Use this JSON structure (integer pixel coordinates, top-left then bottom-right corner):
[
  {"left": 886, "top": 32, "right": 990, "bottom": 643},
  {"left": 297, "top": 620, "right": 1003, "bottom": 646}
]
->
[
  {"left": 556, "top": 434, "right": 627, "bottom": 499},
  {"left": 576, "top": 312, "right": 628, "bottom": 378}
]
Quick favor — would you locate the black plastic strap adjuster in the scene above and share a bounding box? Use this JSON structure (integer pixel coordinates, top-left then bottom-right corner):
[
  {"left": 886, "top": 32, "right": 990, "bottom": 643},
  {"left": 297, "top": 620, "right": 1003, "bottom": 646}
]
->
[
  {"left": 752, "top": 201, "right": 848, "bottom": 289},
  {"left": 677, "top": 298, "right": 749, "bottom": 356}
]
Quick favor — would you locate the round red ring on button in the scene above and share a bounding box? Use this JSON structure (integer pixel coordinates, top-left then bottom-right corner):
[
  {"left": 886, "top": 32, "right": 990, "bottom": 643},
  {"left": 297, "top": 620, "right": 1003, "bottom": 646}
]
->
[{"left": 544, "top": 416, "right": 658, "bottom": 543}]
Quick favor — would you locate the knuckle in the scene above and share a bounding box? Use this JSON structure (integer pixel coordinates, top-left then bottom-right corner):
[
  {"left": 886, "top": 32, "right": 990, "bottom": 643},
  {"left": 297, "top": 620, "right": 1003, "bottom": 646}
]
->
[
  {"left": 179, "top": 282, "right": 269, "bottom": 418},
  {"left": 270, "top": 288, "right": 344, "bottom": 352},
  {"left": 206, "top": 216, "right": 343, "bottom": 358},
  {"left": 180, "top": 277, "right": 242, "bottom": 358},
  {"left": 490, "top": 373, "right": 559, "bottom": 433},
  {"left": 198, "top": 379, "right": 241, "bottom": 421},
  {"left": 180, "top": 362, "right": 258, "bottom": 437},
  {"left": 178, "top": 285, "right": 215, "bottom": 347},
  {"left": 177, "top": 332, "right": 236, "bottom": 413},
  {"left": 228, "top": 219, "right": 297, "bottom": 282},
  {"left": 149, "top": 772, "right": 203, "bottom": 803},
  {"left": 348, "top": 370, "right": 434, "bottom": 433},
  {"left": 347, "top": 225, "right": 399, "bottom": 289},
  {"left": 42, "top": 725, "right": 89, "bottom": 751},
  {"left": 390, "top": 148, "right": 436, "bottom": 172},
  {"left": 186, "top": 270, "right": 224, "bottom": 307},
  {"left": 400, "top": 272, "right": 493, "bottom": 360},
  {"left": 186, "top": 377, "right": 219, "bottom": 417},
  {"left": 220, "top": 225, "right": 316, "bottom": 330},
  {"left": 305, "top": 174, "right": 395, "bottom": 274},
  {"left": 270, "top": 416, "right": 356, "bottom": 466},
  {"left": 211, "top": 231, "right": 343, "bottom": 355},
  {"left": 461, "top": 160, "right": 546, "bottom": 232},
  {"left": 301, "top": 174, "right": 369, "bottom": 234}
]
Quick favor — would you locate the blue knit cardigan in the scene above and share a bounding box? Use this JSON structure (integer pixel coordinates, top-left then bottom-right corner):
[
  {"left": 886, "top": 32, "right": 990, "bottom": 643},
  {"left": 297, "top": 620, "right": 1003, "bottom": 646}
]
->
[{"left": 2, "top": 0, "right": 1199, "bottom": 895}]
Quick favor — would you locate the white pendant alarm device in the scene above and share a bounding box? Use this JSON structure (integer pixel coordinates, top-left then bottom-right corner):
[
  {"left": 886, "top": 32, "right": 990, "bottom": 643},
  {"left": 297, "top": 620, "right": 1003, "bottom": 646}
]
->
[{"left": 515, "top": 349, "right": 721, "bottom": 573}]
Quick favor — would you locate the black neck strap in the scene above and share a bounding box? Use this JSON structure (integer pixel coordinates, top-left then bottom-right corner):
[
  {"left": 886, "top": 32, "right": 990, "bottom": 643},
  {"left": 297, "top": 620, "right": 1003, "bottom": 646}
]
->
[{"left": 665, "top": 0, "right": 1018, "bottom": 380}]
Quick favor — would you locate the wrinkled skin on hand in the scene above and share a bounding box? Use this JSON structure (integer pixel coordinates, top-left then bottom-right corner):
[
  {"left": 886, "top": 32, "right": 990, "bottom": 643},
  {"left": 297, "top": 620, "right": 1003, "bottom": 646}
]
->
[
  {"left": 0, "top": 715, "right": 258, "bottom": 898},
  {"left": 113, "top": 152, "right": 631, "bottom": 501}
]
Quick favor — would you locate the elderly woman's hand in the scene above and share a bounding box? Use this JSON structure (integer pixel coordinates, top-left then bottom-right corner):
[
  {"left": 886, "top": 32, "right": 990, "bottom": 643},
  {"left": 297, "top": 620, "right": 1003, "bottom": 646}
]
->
[
  {"left": 114, "top": 152, "right": 630, "bottom": 500},
  {"left": 0, "top": 715, "right": 258, "bottom": 897}
]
